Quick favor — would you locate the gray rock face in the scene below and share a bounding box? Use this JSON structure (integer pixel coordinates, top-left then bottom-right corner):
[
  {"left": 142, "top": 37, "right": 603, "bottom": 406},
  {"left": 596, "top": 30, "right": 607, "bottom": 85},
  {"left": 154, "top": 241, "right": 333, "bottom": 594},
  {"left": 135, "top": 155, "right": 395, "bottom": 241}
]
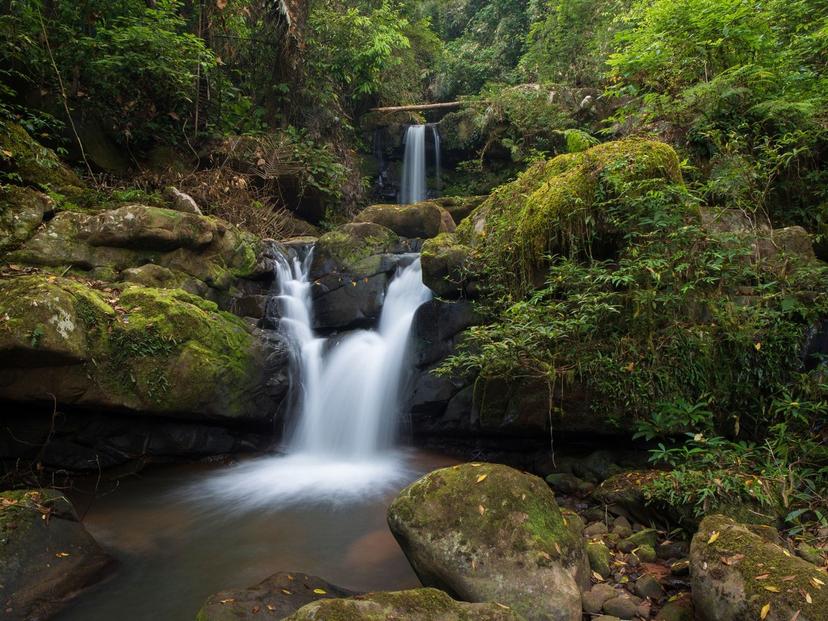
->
[
  {"left": 0, "top": 185, "right": 53, "bottom": 252},
  {"left": 0, "top": 489, "right": 111, "bottom": 621},
  {"left": 197, "top": 572, "right": 355, "bottom": 621},
  {"left": 282, "top": 588, "right": 524, "bottom": 621},
  {"left": 165, "top": 186, "right": 203, "bottom": 215},
  {"left": 388, "top": 463, "right": 589, "bottom": 621},
  {"left": 691, "top": 514, "right": 828, "bottom": 621}
]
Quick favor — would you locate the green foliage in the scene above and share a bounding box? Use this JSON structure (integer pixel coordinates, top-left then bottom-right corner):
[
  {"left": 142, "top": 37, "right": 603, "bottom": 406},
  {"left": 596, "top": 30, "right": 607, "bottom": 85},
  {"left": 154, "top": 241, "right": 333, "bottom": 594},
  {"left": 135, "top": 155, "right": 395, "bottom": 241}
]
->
[
  {"left": 641, "top": 388, "right": 828, "bottom": 530},
  {"left": 1, "top": 0, "right": 215, "bottom": 147},
  {"left": 606, "top": 0, "right": 828, "bottom": 230},
  {"left": 521, "top": 0, "right": 631, "bottom": 86},
  {"left": 304, "top": 0, "right": 414, "bottom": 114}
]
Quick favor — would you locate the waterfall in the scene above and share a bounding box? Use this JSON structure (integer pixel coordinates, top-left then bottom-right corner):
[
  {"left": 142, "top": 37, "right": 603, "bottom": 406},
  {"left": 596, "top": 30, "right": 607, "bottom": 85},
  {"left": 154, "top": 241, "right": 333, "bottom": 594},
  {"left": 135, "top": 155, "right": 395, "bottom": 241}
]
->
[
  {"left": 289, "top": 258, "right": 431, "bottom": 456},
  {"left": 197, "top": 252, "right": 432, "bottom": 506},
  {"left": 431, "top": 124, "right": 441, "bottom": 190},
  {"left": 400, "top": 125, "right": 427, "bottom": 205}
]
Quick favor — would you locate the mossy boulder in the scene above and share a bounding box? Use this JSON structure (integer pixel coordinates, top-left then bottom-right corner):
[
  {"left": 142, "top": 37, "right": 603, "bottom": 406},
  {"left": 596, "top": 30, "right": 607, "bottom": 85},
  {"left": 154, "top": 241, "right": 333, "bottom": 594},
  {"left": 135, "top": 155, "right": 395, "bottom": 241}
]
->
[
  {"left": 0, "top": 185, "right": 54, "bottom": 252},
  {"left": 354, "top": 202, "right": 456, "bottom": 239},
  {"left": 431, "top": 196, "right": 488, "bottom": 225},
  {"left": 196, "top": 572, "right": 355, "bottom": 621},
  {"left": 691, "top": 514, "right": 828, "bottom": 621},
  {"left": 9, "top": 204, "right": 267, "bottom": 289},
  {"left": 387, "top": 463, "right": 589, "bottom": 621},
  {"left": 309, "top": 222, "right": 416, "bottom": 329},
  {"left": 282, "top": 588, "right": 524, "bottom": 621},
  {"left": 0, "top": 275, "right": 284, "bottom": 421},
  {"left": 0, "top": 489, "right": 111, "bottom": 621},
  {"left": 454, "top": 139, "right": 687, "bottom": 295},
  {"left": 420, "top": 233, "right": 470, "bottom": 297},
  {"left": 420, "top": 232, "right": 474, "bottom": 299},
  {"left": 81, "top": 204, "right": 217, "bottom": 250},
  {"left": 311, "top": 222, "right": 404, "bottom": 277},
  {"left": 0, "top": 274, "right": 113, "bottom": 366},
  {"left": 0, "top": 122, "right": 84, "bottom": 193}
]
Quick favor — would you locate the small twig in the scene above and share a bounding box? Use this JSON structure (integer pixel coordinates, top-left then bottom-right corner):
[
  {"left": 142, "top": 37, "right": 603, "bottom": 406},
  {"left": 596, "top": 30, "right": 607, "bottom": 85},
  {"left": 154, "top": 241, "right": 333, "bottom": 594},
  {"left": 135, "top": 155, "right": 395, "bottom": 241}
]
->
[{"left": 37, "top": 8, "right": 97, "bottom": 187}]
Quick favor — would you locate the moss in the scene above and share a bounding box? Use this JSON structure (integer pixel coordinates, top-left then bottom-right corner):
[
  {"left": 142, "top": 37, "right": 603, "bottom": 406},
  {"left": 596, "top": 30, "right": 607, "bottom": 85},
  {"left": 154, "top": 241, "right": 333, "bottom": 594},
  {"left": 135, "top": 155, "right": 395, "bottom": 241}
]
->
[
  {"left": 314, "top": 222, "right": 401, "bottom": 275},
  {"left": 0, "top": 122, "right": 83, "bottom": 193},
  {"left": 694, "top": 515, "right": 828, "bottom": 619},
  {"left": 284, "top": 588, "right": 520, "bottom": 621},
  {"left": 456, "top": 139, "right": 688, "bottom": 295},
  {"left": 0, "top": 185, "right": 53, "bottom": 252},
  {"left": 391, "top": 463, "right": 581, "bottom": 564}
]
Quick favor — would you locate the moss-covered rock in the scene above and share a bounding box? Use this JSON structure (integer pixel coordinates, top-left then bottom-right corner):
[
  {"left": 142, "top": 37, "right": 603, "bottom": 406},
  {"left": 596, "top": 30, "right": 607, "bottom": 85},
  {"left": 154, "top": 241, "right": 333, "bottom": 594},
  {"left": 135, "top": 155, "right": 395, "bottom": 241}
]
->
[
  {"left": 431, "top": 196, "right": 488, "bottom": 225},
  {"left": 0, "top": 185, "right": 53, "bottom": 252},
  {"left": 0, "top": 122, "right": 84, "bottom": 193},
  {"left": 196, "top": 572, "right": 355, "bottom": 621},
  {"left": 0, "top": 489, "right": 111, "bottom": 620},
  {"left": 309, "top": 222, "right": 417, "bottom": 329},
  {"left": 387, "top": 463, "right": 589, "bottom": 621},
  {"left": 311, "top": 222, "right": 403, "bottom": 277},
  {"left": 454, "top": 139, "right": 687, "bottom": 295},
  {"left": 8, "top": 204, "right": 267, "bottom": 290},
  {"left": 355, "top": 202, "right": 456, "bottom": 239},
  {"left": 420, "top": 232, "right": 474, "bottom": 299},
  {"left": 282, "top": 588, "right": 524, "bottom": 621},
  {"left": 691, "top": 514, "right": 828, "bottom": 621},
  {"left": 0, "top": 275, "right": 282, "bottom": 421}
]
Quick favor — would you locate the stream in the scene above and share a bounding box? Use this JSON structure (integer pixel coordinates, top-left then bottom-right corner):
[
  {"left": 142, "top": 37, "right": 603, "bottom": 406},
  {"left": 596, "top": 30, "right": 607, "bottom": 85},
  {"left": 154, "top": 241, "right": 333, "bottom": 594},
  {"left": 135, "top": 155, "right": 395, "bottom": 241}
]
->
[{"left": 55, "top": 449, "right": 455, "bottom": 621}]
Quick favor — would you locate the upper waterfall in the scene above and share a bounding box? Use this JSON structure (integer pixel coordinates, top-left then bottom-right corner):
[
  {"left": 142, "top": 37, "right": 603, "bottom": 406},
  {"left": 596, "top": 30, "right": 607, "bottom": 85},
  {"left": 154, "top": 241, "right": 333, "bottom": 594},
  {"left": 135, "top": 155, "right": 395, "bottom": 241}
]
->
[{"left": 400, "top": 124, "right": 441, "bottom": 205}]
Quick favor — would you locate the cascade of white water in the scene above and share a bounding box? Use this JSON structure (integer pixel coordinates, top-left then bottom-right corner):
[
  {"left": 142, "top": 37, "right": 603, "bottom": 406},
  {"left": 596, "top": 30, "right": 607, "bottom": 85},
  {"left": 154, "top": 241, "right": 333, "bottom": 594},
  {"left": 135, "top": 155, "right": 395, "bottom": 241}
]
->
[
  {"left": 275, "top": 252, "right": 431, "bottom": 458},
  {"left": 400, "top": 125, "right": 427, "bottom": 205},
  {"left": 431, "top": 124, "right": 441, "bottom": 191},
  {"left": 195, "top": 250, "right": 431, "bottom": 507}
]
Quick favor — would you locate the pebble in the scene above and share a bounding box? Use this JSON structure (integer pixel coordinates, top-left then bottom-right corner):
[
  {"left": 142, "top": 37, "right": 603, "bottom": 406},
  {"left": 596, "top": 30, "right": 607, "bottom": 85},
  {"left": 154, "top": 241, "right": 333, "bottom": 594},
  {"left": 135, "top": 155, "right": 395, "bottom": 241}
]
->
[
  {"left": 635, "top": 573, "right": 665, "bottom": 601},
  {"left": 582, "top": 583, "right": 618, "bottom": 614},
  {"left": 585, "top": 521, "right": 609, "bottom": 537},
  {"left": 603, "top": 594, "right": 639, "bottom": 619}
]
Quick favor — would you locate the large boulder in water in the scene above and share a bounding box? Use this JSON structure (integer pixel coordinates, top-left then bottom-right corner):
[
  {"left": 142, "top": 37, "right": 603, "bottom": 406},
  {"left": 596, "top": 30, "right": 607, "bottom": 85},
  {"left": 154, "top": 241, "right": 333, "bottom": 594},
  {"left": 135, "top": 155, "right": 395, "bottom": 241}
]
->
[
  {"left": 387, "top": 463, "right": 589, "bottom": 621},
  {"left": 282, "top": 588, "right": 524, "bottom": 621},
  {"left": 196, "top": 572, "right": 355, "bottom": 621},
  {"left": 309, "top": 222, "right": 416, "bottom": 329},
  {"left": 691, "top": 514, "right": 828, "bottom": 621},
  {"left": 0, "top": 274, "right": 288, "bottom": 422},
  {"left": 0, "top": 489, "right": 111, "bottom": 620},
  {"left": 354, "top": 202, "right": 456, "bottom": 239}
]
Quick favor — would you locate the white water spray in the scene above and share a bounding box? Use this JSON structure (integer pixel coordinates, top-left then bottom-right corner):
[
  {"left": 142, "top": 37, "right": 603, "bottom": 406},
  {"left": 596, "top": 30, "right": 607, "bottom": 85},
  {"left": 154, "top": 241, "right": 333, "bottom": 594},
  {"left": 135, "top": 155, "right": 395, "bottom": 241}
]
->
[
  {"left": 196, "top": 250, "right": 432, "bottom": 506},
  {"left": 400, "top": 125, "right": 427, "bottom": 205}
]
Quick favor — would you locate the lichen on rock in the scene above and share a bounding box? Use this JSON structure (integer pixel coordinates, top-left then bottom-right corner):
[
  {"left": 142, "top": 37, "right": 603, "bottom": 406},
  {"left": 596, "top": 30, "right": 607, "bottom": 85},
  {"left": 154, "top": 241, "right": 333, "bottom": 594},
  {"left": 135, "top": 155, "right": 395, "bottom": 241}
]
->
[{"left": 387, "top": 463, "right": 589, "bottom": 621}]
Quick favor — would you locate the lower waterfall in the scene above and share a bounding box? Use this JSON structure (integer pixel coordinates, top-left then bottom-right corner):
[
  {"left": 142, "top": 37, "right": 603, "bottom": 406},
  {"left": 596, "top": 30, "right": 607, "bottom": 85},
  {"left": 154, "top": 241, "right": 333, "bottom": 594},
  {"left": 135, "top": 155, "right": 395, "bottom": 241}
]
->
[{"left": 195, "top": 250, "right": 432, "bottom": 506}]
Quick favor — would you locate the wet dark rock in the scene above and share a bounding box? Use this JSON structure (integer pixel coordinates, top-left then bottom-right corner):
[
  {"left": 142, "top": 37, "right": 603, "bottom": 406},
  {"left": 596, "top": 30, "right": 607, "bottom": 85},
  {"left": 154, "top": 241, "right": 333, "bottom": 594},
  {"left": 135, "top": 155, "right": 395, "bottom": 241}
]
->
[
  {"left": 196, "top": 572, "right": 355, "bottom": 621},
  {"left": 0, "top": 489, "right": 112, "bottom": 621},
  {"left": 635, "top": 574, "right": 664, "bottom": 601}
]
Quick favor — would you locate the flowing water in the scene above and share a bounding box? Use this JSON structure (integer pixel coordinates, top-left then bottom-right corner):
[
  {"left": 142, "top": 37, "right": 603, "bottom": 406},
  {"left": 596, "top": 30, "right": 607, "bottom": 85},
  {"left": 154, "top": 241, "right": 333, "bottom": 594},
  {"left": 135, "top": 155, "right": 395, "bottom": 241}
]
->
[
  {"left": 400, "top": 125, "right": 427, "bottom": 204},
  {"left": 55, "top": 451, "right": 456, "bottom": 621},
  {"left": 54, "top": 247, "right": 437, "bottom": 619}
]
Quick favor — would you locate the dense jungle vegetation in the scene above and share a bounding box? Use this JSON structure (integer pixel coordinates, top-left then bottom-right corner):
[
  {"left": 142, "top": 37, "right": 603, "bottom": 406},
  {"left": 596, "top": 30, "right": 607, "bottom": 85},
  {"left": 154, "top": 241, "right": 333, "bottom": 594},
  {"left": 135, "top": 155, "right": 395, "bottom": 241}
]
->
[{"left": 1, "top": 0, "right": 826, "bottom": 536}]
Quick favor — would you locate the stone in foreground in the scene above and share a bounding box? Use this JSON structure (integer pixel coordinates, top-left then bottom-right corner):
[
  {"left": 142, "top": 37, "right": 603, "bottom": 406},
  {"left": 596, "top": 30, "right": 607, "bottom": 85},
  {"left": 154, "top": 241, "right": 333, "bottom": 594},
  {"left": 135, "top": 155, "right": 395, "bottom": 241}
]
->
[
  {"left": 196, "top": 572, "right": 354, "bottom": 621},
  {"left": 282, "top": 588, "right": 524, "bottom": 621},
  {"left": 387, "top": 463, "right": 589, "bottom": 621},
  {"left": 691, "top": 514, "right": 828, "bottom": 621},
  {"left": 0, "top": 489, "right": 111, "bottom": 620}
]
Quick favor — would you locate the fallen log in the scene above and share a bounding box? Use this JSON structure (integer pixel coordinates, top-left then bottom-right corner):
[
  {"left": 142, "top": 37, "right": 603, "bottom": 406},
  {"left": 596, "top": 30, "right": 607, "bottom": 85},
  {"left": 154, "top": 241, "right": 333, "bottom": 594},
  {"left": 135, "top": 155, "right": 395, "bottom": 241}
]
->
[{"left": 369, "top": 101, "right": 464, "bottom": 113}]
